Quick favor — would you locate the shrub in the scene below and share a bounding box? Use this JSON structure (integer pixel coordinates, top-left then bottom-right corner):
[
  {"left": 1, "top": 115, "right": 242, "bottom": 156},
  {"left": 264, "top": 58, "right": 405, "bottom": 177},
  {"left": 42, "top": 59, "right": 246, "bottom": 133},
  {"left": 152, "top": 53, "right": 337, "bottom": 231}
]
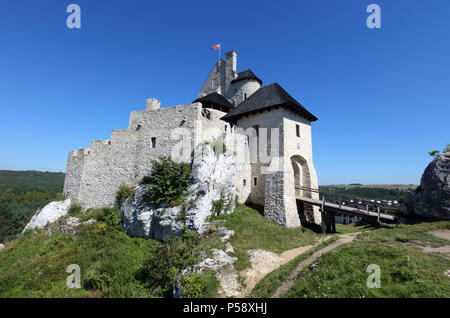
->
[
  {"left": 181, "top": 270, "right": 219, "bottom": 298},
  {"left": 115, "top": 183, "right": 134, "bottom": 207},
  {"left": 141, "top": 157, "right": 191, "bottom": 206},
  {"left": 429, "top": 150, "right": 440, "bottom": 158},
  {"left": 94, "top": 207, "right": 122, "bottom": 231},
  {"left": 212, "top": 199, "right": 225, "bottom": 215},
  {"left": 67, "top": 205, "right": 82, "bottom": 217},
  {"left": 137, "top": 236, "right": 200, "bottom": 297}
]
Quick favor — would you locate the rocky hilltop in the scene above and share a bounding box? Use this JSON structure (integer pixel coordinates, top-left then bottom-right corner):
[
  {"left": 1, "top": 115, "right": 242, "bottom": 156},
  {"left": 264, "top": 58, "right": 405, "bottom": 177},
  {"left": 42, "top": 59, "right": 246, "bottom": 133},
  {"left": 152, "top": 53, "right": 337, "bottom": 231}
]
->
[
  {"left": 120, "top": 135, "right": 238, "bottom": 241},
  {"left": 407, "top": 153, "right": 450, "bottom": 220}
]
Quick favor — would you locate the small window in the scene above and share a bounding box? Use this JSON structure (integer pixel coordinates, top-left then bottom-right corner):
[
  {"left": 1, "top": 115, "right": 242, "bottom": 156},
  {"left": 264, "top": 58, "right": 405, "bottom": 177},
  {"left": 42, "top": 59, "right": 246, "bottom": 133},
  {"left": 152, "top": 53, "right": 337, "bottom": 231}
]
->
[
  {"left": 224, "top": 125, "right": 227, "bottom": 132},
  {"left": 151, "top": 137, "right": 156, "bottom": 148},
  {"left": 254, "top": 177, "right": 257, "bottom": 186},
  {"left": 136, "top": 124, "right": 142, "bottom": 131},
  {"left": 296, "top": 124, "right": 300, "bottom": 137},
  {"left": 243, "top": 179, "right": 246, "bottom": 186},
  {"left": 244, "top": 93, "right": 247, "bottom": 100}
]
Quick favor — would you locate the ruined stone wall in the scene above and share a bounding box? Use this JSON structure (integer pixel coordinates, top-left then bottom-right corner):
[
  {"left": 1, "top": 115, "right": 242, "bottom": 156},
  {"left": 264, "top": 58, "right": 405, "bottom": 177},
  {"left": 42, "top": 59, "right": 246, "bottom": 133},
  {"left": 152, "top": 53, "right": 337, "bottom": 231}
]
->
[
  {"left": 64, "top": 102, "right": 253, "bottom": 210},
  {"left": 64, "top": 103, "right": 203, "bottom": 209}
]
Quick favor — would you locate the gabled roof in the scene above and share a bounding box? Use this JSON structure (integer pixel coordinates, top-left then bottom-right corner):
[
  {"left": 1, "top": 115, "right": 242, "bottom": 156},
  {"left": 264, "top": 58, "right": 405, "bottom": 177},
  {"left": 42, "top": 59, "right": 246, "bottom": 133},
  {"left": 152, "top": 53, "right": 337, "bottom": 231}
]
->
[
  {"left": 193, "top": 92, "right": 234, "bottom": 109},
  {"left": 221, "top": 83, "right": 318, "bottom": 123},
  {"left": 231, "top": 69, "right": 263, "bottom": 85}
]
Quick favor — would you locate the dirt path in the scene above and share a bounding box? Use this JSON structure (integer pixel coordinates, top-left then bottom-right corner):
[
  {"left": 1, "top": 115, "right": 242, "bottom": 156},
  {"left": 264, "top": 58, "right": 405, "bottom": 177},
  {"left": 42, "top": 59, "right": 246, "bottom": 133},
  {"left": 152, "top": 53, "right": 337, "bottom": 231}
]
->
[
  {"left": 272, "top": 232, "right": 360, "bottom": 298},
  {"left": 237, "top": 237, "right": 328, "bottom": 297},
  {"left": 429, "top": 229, "right": 450, "bottom": 241}
]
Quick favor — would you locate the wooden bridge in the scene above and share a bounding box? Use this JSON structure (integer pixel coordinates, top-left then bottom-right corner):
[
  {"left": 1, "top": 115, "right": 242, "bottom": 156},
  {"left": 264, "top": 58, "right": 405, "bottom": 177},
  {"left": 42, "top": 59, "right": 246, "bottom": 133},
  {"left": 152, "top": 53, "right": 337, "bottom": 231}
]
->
[{"left": 295, "top": 186, "right": 400, "bottom": 234}]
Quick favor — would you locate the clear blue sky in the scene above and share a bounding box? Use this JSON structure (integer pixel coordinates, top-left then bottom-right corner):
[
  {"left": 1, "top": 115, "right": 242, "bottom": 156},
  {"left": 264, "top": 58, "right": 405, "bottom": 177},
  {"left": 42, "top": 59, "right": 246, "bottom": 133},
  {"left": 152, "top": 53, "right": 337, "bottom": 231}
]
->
[{"left": 0, "top": 0, "right": 449, "bottom": 185}]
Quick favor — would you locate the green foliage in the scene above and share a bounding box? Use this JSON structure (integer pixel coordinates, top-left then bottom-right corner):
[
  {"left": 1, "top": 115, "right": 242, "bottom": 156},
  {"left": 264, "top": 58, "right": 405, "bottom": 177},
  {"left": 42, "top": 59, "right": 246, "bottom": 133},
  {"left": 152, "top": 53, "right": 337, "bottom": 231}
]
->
[
  {"left": 68, "top": 205, "right": 82, "bottom": 217},
  {"left": 211, "top": 199, "right": 225, "bottom": 215},
  {"left": 115, "top": 183, "right": 134, "bottom": 207},
  {"left": 0, "top": 170, "right": 64, "bottom": 242},
  {"left": 181, "top": 270, "right": 219, "bottom": 298},
  {"left": 92, "top": 207, "right": 123, "bottom": 230},
  {"left": 429, "top": 150, "right": 440, "bottom": 158},
  {"left": 319, "top": 186, "right": 411, "bottom": 201},
  {"left": 141, "top": 157, "right": 191, "bottom": 207},
  {"left": 0, "top": 170, "right": 64, "bottom": 196},
  {"left": 137, "top": 236, "right": 201, "bottom": 297}
]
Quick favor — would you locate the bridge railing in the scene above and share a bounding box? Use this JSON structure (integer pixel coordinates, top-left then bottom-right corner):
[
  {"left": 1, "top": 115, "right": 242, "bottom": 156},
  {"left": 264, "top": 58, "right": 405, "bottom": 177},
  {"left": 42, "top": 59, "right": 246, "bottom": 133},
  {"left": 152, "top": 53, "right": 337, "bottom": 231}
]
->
[{"left": 295, "top": 186, "right": 400, "bottom": 217}]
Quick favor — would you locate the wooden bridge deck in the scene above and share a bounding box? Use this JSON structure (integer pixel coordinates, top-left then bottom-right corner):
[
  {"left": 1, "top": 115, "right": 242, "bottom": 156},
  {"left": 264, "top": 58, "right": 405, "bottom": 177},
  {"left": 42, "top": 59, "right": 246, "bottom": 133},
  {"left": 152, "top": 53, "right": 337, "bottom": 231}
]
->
[{"left": 296, "top": 196, "right": 397, "bottom": 223}]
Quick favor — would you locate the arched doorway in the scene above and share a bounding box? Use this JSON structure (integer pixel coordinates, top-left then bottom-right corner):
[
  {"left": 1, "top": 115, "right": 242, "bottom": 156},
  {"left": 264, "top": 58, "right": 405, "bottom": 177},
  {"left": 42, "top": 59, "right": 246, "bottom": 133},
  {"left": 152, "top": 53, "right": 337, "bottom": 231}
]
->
[
  {"left": 290, "top": 155, "right": 314, "bottom": 223},
  {"left": 290, "top": 155, "right": 311, "bottom": 198}
]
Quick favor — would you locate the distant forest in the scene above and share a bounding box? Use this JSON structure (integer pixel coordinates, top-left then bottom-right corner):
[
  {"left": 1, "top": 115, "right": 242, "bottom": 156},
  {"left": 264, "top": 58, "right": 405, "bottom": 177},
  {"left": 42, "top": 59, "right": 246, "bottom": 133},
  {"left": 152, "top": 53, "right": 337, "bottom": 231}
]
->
[
  {"left": 0, "top": 171, "right": 65, "bottom": 242},
  {"left": 319, "top": 186, "right": 412, "bottom": 201}
]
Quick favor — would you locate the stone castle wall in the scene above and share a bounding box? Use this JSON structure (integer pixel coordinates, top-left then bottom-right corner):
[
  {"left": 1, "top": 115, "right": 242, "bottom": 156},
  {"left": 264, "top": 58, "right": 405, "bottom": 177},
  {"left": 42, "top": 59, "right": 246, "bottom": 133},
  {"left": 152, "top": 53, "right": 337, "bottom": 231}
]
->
[{"left": 64, "top": 102, "right": 252, "bottom": 209}]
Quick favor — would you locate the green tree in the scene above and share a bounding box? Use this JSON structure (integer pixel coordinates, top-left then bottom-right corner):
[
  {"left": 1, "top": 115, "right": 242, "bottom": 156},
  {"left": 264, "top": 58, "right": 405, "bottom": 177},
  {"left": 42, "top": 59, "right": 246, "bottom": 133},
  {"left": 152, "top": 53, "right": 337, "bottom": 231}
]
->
[
  {"left": 428, "top": 150, "right": 440, "bottom": 158},
  {"left": 141, "top": 157, "right": 191, "bottom": 206}
]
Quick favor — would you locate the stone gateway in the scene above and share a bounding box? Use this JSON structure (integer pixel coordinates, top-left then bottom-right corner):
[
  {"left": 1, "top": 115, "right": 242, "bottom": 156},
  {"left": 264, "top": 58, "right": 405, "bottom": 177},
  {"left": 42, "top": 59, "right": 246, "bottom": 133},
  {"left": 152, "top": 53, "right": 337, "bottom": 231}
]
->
[{"left": 64, "top": 50, "right": 321, "bottom": 227}]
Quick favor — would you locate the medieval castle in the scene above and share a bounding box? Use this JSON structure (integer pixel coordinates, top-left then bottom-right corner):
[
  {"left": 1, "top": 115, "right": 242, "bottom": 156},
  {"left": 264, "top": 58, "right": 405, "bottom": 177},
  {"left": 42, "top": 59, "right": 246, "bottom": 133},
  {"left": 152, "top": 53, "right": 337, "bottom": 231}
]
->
[{"left": 63, "top": 50, "right": 321, "bottom": 227}]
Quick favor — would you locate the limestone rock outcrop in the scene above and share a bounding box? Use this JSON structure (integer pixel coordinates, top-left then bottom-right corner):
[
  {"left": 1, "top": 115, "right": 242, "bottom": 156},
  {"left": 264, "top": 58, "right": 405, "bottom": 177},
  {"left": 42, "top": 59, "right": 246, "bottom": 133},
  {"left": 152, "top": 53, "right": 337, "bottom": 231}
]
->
[
  {"left": 22, "top": 199, "right": 71, "bottom": 233},
  {"left": 120, "top": 136, "right": 238, "bottom": 241},
  {"left": 406, "top": 153, "right": 450, "bottom": 220}
]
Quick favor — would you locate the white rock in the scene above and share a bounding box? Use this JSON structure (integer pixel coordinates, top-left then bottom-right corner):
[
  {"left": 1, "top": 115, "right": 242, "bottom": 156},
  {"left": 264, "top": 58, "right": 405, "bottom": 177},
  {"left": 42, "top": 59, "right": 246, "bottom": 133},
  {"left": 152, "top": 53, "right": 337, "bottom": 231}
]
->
[
  {"left": 225, "top": 242, "right": 234, "bottom": 254},
  {"left": 120, "top": 136, "right": 238, "bottom": 241},
  {"left": 193, "top": 249, "right": 237, "bottom": 272},
  {"left": 0, "top": 243, "right": 4, "bottom": 250},
  {"left": 22, "top": 199, "right": 71, "bottom": 233}
]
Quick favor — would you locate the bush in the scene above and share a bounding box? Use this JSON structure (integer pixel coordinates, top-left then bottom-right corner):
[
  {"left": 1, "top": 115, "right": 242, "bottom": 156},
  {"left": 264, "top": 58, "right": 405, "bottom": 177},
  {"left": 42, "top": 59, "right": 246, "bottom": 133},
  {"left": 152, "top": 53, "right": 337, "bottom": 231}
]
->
[
  {"left": 94, "top": 207, "right": 123, "bottom": 231},
  {"left": 141, "top": 157, "right": 191, "bottom": 207},
  {"left": 115, "top": 183, "right": 134, "bottom": 207},
  {"left": 68, "top": 205, "right": 82, "bottom": 217},
  {"left": 137, "top": 236, "right": 200, "bottom": 297},
  {"left": 212, "top": 199, "right": 225, "bottom": 215},
  {"left": 181, "top": 270, "right": 219, "bottom": 298}
]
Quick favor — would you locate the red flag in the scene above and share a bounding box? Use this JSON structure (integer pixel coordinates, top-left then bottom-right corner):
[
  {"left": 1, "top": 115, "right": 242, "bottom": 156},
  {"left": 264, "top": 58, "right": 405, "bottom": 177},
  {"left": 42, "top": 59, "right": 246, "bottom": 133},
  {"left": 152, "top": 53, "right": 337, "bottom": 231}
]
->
[{"left": 211, "top": 44, "right": 220, "bottom": 50}]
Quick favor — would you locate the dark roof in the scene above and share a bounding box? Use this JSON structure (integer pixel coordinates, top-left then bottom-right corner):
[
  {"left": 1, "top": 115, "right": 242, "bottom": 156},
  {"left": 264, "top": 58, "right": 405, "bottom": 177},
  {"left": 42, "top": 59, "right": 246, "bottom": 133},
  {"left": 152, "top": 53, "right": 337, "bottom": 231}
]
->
[
  {"left": 231, "top": 69, "right": 263, "bottom": 85},
  {"left": 221, "top": 83, "right": 318, "bottom": 122},
  {"left": 193, "top": 92, "right": 234, "bottom": 109}
]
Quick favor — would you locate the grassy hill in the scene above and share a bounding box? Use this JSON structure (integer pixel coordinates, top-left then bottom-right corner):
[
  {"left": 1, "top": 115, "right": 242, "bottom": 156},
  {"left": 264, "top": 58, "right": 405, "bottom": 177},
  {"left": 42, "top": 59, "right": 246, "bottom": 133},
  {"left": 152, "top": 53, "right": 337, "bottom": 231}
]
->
[
  {"left": 0, "top": 170, "right": 65, "bottom": 242},
  {"left": 1, "top": 202, "right": 449, "bottom": 298},
  {"left": 0, "top": 204, "right": 318, "bottom": 298}
]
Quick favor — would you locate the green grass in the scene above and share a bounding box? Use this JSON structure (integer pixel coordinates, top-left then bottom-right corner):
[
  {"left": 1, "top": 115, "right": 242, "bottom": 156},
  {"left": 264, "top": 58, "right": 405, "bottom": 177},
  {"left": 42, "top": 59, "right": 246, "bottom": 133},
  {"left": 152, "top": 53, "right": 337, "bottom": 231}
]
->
[
  {"left": 249, "top": 236, "right": 339, "bottom": 298},
  {"left": 334, "top": 220, "right": 380, "bottom": 234},
  {"left": 0, "top": 207, "right": 221, "bottom": 298},
  {"left": 281, "top": 221, "right": 450, "bottom": 298},
  {"left": 357, "top": 221, "right": 450, "bottom": 247},
  {"left": 0, "top": 222, "right": 158, "bottom": 297},
  {"left": 213, "top": 203, "right": 319, "bottom": 270}
]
